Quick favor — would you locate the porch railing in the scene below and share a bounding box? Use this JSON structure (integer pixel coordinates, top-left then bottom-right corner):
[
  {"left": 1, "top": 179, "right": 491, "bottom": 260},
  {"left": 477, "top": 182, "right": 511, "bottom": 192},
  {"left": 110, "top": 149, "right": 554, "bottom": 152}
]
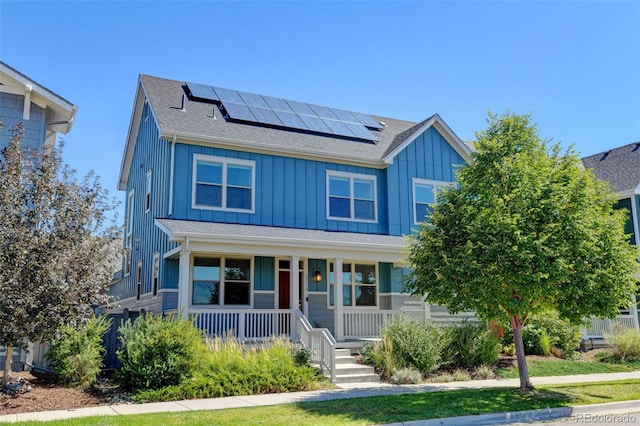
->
[
  {"left": 294, "top": 309, "right": 336, "bottom": 383},
  {"left": 583, "top": 315, "right": 637, "bottom": 339},
  {"left": 190, "top": 309, "right": 294, "bottom": 341},
  {"left": 343, "top": 309, "right": 478, "bottom": 339}
]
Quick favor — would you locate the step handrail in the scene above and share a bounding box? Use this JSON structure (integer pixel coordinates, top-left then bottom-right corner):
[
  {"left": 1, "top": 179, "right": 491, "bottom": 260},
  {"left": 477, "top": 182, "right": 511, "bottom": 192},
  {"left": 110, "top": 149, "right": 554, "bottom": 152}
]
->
[{"left": 294, "top": 308, "right": 336, "bottom": 383}]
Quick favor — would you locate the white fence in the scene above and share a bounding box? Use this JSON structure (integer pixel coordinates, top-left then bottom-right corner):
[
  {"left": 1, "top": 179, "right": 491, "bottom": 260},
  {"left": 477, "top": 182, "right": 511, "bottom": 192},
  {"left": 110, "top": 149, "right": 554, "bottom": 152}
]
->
[
  {"left": 342, "top": 309, "right": 478, "bottom": 339},
  {"left": 583, "top": 315, "right": 638, "bottom": 339},
  {"left": 190, "top": 309, "right": 294, "bottom": 341}
]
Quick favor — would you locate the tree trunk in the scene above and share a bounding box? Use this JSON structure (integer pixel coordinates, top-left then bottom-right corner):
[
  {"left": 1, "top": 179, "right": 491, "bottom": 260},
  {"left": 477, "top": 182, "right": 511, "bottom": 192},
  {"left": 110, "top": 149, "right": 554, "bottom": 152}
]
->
[
  {"left": 2, "top": 343, "right": 12, "bottom": 387},
  {"left": 510, "top": 315, "right": 533, "bottom": 390}
]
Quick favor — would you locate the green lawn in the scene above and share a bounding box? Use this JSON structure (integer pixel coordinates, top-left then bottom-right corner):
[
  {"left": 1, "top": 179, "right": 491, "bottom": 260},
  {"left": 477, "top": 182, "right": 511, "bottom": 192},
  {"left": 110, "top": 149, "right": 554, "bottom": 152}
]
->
[
  {"left": 10, "top": 379, "right": 640, "bottom": 426},
  {"left": 498, "top": 359, "right": 637, "bottom": 378}
]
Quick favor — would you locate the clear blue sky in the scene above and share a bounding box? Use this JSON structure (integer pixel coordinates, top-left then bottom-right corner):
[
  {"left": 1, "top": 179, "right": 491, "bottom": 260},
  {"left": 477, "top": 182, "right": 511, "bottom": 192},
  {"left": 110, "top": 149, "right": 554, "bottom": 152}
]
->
[{"left": 2, "top": 1, "right": 639, "bottom": 215}]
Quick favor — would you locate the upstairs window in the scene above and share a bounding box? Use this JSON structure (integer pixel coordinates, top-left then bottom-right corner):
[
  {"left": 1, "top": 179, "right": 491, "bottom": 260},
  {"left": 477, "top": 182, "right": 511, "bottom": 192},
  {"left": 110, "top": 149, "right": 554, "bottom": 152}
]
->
[
  {"left": 327, "top": 171, "right": 376, "bottom": 222},
  {"left": 193, "top": 154, "right": 255, "bottom": 212},
  {"left": 413, "top": 178, "right": 450, "bottom": 224},
  {"left": 145, "top": 170, "right": 152, "bottom": 213}
]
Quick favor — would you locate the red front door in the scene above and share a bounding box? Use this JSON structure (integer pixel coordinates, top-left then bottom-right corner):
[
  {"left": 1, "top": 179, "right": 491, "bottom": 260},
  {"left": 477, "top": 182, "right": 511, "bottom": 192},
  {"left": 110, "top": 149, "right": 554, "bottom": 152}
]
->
[{"left": 279, "top": 270, "right": 290, "bottom": 309}]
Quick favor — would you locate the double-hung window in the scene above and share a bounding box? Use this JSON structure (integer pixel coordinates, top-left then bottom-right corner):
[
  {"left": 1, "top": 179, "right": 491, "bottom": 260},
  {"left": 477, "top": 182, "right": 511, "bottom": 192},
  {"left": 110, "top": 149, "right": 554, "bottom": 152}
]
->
[
  {"left": 412, "top": 178, "right": 449, "bottom": 224},
  {"left": 193, "top": 154, "right": 255, "bottom": 212},
  {"left": 124, "top": 189, "right": 134, "bottom": 276},
  {"left": 192, "top": 257, "right": 251, "bottom": 306},
  {"left": 327, "top": 171, "right": 376, "bottom": 222},
  {"left": 329, "top": 262, "right": 377, "bottom": 307}
]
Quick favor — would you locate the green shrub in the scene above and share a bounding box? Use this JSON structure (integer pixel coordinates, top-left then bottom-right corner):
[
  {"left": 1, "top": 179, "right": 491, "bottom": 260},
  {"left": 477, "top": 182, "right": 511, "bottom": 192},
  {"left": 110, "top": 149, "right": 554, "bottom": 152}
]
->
[
  {"left": 379, "top": 316, "right": 448, "bottom": 375},
  {"left": 46, "top": 315, "right": 111, "bottom": 388},
  {"left": 293, "top": 347, "right": 313, "bottom": 366},
  {"left": 502, "top": 311, "right": 582, "bottom": 357},
  {"left": 390, "top": 367, "right": 422, "bottom": 385},
  {"left": 132, "top": 337, "right": 326, "bottom": 402},
  {"left": 359, "top": 336, "right": 403, "bottom": 378},
  {"left": 442, "top": 322, "right": 501, "bottom": 368},
  {"left": 117, "top": 313, "right": 206, "bottom": 390},
  {"left": 606, "top": 326, "right": 640, "bottom": 362}
]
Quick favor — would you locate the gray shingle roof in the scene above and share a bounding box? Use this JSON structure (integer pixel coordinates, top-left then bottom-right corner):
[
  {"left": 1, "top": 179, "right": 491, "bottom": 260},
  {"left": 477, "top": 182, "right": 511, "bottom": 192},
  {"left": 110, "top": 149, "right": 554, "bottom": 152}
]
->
[
  {"left": 141, "top": 74, "right": 431, "bottom": 163},
  {"left": 581, "top": 141, "right": 640, "bottom": 193}
]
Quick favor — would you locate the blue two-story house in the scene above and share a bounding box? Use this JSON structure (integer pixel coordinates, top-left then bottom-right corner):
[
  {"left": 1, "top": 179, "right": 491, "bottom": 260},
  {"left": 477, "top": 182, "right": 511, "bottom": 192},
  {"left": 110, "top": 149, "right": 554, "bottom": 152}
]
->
[{"left": 110, "top": 74, "right": 473, "bottom": 378}]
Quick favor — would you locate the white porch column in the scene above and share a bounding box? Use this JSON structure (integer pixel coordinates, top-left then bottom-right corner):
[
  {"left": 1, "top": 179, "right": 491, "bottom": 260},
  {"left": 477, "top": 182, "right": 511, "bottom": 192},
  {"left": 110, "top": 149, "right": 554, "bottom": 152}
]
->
[
  {"left": 178, "top": 249, "right": 191, "bottom": 319},
  {"left": 290, "top": 256, "right": 300, "bottom": 311},
  {"left": 334, "top": 258, "right": 344, "bottom": 341},
  {"left": 302, "top": 260, "right": 309, "bottom": 315}
]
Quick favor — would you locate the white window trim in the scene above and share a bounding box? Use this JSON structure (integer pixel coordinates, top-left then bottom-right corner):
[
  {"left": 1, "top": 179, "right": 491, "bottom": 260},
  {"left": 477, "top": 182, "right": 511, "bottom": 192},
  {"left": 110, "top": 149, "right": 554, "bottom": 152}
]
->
[
  {"left": 136, "top": 260, "right": 143, "bottom": 302},
  {"left": 326, "top": 170, "right": 377, "bottom": 223},
  {"left": 327, "top": 261, "right": 379, "bottom": 309},
  {"left": 152, "top": 252, "right": 160, "bottom": 298},
  {"left": 192, "top": 154, "right": 256, "bottom": 213},
  {"left": 145, "top": 170, "right": 152, "bottom": 213},
  {"left": 412, "top": 178, "right": 451, "bottom": 225},
  {"left": 190, "top": 255, "right": 254, "bottom": 307}
]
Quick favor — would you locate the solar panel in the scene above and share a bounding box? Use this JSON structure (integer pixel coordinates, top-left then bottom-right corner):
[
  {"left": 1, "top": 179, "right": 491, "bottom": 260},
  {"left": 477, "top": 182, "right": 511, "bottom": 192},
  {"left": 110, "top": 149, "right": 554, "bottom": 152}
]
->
[
  {"left": 286, "top": 99, "right": 315, "bottom": 116},
  {"left": 298, "top": 114, "right": 332, "bottom": 134},
  {"left": 351, "top": 111, "right": 382, "bottom": 129},
  {"left": 186, "top": 82, "right": 219, "bottom": 102},
  {"left": 263, "top": 95, "right": 294, "bottom": 112},
  {"left": 238, "top": 91, "right": 269, "bottom": 108},
  {"left": 330, "top": 108, "right": 360, "bottom": 124},
  {"left": 344, "top": 122, "right": 378, "bottom": 141},
  {"left": 273, "top": 110, "right": 308, "bottom": 130},
  {"left": 321, "top": 118, "right": 354, "bottom": 138},
  {"left": 309, "top": 104, "right": 338, "bottom": 120},
  {"left": 212, "top": 87, "right": 245, "bottom": 104},
  {"left": 248, "top": 106, "right": 283, "bottom": 127},
  {"left": 224, "top": 102, "right": 256, "bottom": 122}
]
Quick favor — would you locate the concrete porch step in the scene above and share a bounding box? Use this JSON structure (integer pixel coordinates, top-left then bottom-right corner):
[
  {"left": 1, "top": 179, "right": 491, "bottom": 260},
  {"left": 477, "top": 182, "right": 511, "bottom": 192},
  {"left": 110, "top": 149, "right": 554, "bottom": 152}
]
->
[
  {"left": 334, "top": 372, "right": 381, "bottom": 384},
  {"left": 335, "top": 363, "right": 376, "bottom": 375}
]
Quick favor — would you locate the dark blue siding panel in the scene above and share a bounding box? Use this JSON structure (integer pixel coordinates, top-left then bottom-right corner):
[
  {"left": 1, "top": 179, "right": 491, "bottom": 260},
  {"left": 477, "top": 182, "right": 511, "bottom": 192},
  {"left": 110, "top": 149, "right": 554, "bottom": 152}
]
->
[
  {"left": 173, "top": 145, "right": 389, "bottom": 234},
  {"left": 115, "top": 101, "right": 179, "bottom": 308},
  {"left": 254, "top": 256, "right": 275, "bottom": 291},
  {"left": 387, "top": 127, "right": 466, "bottom": 236},
  {"left": 162, "top": 292, "right": 179, "bottom": 311},
  {"left": 379, "top": 262, "right": 392, "bottom": 293},
  {"left": 308, "top": 259, "right": 327, "bottom": 292}
]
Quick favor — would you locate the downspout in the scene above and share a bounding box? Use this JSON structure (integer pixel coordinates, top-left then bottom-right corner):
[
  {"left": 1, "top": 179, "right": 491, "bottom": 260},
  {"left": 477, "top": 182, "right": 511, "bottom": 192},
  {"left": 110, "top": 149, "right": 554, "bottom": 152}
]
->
[
  {"left": 632, "top": 188, "right": 640, "bottom": 330},
  {"left": 168, "top": 135, "right": 176, "bottom": 217}
]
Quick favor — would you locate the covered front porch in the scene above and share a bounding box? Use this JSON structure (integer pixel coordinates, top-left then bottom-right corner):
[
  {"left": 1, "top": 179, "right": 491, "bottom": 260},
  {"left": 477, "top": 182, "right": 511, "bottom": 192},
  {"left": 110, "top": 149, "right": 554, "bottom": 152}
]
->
[{"left": 156, "top": 219, "right": 442, "bottom": 343}]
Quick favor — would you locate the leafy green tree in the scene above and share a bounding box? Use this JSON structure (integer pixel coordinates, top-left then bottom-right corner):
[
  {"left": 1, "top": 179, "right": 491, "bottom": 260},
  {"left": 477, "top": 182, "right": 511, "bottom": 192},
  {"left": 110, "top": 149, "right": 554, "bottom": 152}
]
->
[
  {"left": 0, "top": 123, "right": 120, "bottom": 386},
  {"left": 406, "top": 112, "right": 638, "bottom": 390}
]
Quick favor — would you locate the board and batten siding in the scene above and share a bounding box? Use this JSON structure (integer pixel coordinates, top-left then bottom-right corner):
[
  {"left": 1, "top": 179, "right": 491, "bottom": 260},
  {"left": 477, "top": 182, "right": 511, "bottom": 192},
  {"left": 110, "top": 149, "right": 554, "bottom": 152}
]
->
[
  {"left": 0, "top": 93, "right": 45, "bottom": 151},
  {"left": 111, "top": 100, "right": 178, "bottom": 305},
  {"left": 171, "top": 143, "right": 388, "bottom": 234},
  {"left": 386, "top": 127, "right": 466, "bottom": 236}
]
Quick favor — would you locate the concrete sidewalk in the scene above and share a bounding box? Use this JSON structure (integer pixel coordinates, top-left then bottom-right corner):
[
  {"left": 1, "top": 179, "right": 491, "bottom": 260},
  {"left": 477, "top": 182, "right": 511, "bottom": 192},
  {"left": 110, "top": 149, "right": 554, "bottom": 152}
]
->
[{"left": 1, "top": 371, "right": 639, "bottom": 424}]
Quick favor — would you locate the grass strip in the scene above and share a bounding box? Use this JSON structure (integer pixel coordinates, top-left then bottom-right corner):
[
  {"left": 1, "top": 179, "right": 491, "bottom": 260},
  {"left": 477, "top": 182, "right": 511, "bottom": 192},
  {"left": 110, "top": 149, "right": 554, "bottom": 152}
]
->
[
  {"left": 498, "top": 359, "right": 635, "bottom": 378},
  {"left": 9, "top": 379, "right": 640, "bottom": 426}
]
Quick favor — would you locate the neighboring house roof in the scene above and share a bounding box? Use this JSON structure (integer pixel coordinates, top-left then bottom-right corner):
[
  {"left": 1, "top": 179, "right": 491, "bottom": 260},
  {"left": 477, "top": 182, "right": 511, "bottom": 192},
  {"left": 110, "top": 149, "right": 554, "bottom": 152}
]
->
[
  {"left": 0, "top": 61, "right": 77, "bottom": 138},
  {"left": 155, "top": 219, "right": 407, "bottom": 263},
  {"left": 119, "top": 74, "right": 471, "bottom": 190},
  {"left": 581, "top": 141, "right": 640, "bottom": 196}
]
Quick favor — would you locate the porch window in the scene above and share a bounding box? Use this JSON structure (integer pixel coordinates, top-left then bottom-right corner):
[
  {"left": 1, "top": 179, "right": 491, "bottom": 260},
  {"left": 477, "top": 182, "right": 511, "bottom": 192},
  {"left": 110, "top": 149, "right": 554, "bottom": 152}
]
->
[
  {"left": 327, "top": 171, "right": 376, "bottom": 222},
  {"left": 330, "top": 262, "right": 377, "bottom": 307},
  {"left": 193, "top": 154, "right": 255, "bottom": 212},
  {"left": 412, "top": 178, "right": 450, "bottom": 224},
  {"left": 192, "top": 257, "right": 251, "bottom": 306}
]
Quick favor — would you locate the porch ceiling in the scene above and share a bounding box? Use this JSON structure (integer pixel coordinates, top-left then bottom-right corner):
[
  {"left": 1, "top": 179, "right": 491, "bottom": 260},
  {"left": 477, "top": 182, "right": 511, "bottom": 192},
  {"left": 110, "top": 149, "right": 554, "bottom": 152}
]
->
[{"left": 155, "top": 219, "right": 407, "bottom": 262}]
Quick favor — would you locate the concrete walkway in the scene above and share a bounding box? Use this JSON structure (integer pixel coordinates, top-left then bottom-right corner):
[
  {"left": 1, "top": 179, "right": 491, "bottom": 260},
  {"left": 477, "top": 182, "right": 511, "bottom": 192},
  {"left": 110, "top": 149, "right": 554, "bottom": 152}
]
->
[{"left": 1, "top": 371, "right": 639, "bottom": 424}]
